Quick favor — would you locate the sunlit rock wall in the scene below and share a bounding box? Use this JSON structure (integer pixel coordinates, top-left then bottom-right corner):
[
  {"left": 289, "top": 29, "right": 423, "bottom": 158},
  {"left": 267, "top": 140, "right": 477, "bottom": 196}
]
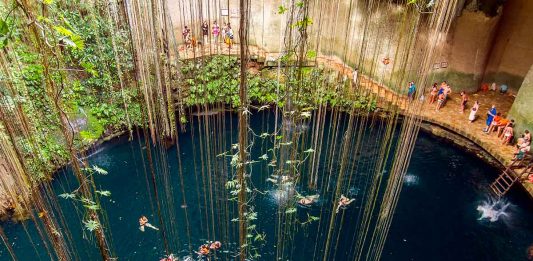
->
[
  {"left": 482, "top": 0, "right": 533, "bottom": 93},
  {"left": 508, "top": 65, "right": 533, "bottom": 135},
  {"left": 431, "top": 10, "right": 500, "bottom": 93}
]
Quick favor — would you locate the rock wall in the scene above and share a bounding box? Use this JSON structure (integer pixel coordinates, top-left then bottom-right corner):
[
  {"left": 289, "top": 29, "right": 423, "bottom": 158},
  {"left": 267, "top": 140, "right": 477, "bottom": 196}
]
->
[
  {"left": 508, "top": 65, "right": 533, "bottom": 135},
  {"left": 483, "top": 0, "right": 533, "bottom": 93},
  {"left": 431, "top": 10, "right": 500, "bottom": 93}
]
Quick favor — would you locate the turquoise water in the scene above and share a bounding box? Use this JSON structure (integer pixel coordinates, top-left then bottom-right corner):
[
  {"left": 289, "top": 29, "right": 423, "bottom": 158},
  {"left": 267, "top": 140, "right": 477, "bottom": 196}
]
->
[{"left": 1, "top": 111, "right": 532, "bottom": 260}]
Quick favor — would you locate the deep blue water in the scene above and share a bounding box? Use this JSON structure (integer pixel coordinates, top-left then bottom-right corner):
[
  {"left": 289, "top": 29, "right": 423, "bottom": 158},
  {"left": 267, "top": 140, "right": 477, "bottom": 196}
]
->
[{"left": 1, "top": 111, "right": 533, "bottom": 261}]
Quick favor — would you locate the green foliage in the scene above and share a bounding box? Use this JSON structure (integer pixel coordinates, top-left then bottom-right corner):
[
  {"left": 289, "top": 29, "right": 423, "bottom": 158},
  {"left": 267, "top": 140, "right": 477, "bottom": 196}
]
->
[
  {"left": 92, "top": 165, "right": 108, "bottom": 175},
  {"left": 0, "top": 2, "right": 140, "bottom": 180},
  {"left": 277, "top": 5, "right": 288, "bottom": 14},
  {"left": 0, "top": 19, "right": 9, "bottom": 48},
  {"left": 83, "top": 219, "right": 100, "bottom": 232}
]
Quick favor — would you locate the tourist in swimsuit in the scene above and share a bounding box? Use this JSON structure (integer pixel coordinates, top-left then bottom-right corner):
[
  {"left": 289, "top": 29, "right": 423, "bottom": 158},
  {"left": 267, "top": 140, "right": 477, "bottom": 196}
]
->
[
  {"left": 435, "top": 93, "right": 445, "bottom": 111},
  {"left": 469, "top": 101, "right": 479, "bottom": 123},
  {"left": 298, "top": 195, "right": 319, "bottom": 206},
  {"left": 429, "top": 83, "right": 438, "bottom": 104},
  {"left": 198, "top": 244, "right": 210, "bottom": 256},
  {"left": 209, "top": 241, "right": 221, "bottom": 250},
  {"left": 336, "top": 195, "right": 355, "bottom": 213},
  {"left": 484, "top": 105, "right": 497, "bottom": 132},
  {"left": 160, "top": 254, "right": 177, "bottom": 261},
  {"left": 460, "top": 91, "right": 468, "bottom": 113},
  {"left": 139, "top": 216, "right": 159, "bottom": 232},
  {"left": 443, "top": 84, "right": 452, "bottom": 103},
  {"left": 501, "top": 123, "right": 514, "bottom": 145}
]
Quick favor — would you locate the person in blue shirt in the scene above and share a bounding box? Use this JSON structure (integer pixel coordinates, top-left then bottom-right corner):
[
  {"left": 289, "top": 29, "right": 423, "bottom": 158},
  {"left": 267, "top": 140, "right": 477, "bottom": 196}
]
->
[
  {"left": 407, "top": 81, "right": 416, "bottom": 101},
  {"left": 484, "top": 105, "right": 497, "bottom": 132}
]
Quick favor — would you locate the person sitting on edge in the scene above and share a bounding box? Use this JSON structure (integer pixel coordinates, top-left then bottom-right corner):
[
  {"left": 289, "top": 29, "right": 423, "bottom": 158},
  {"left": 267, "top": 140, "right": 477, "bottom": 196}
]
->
[
  {"left": 501, "top": 123, "right": 514, "bottom": 145},
  {"left": 524, "top": 130, "right": 531, "bottom": 143},
  {"left": 139, "top": 216, "right": 159, "bottom": 232},
  {"left": 483, "top": 105, "right": 497, "bottom": 132},
  {"left": 336, "top": 195, "right": 355, "bottom": 213},
  {"left": 495, "top": 118, "right": 509, "bottom": 137},
  {"left": 513, "top": 140, "right": 530, "bottom": 160},
  {"left": 487, "top": 113, "right": 502, "bottom": 133},
  {"left": 517, "top": 134, "right": 526, "bottom": 148},
  {"left": 499, "top": 84, "right": 508, "bottom": 94}
]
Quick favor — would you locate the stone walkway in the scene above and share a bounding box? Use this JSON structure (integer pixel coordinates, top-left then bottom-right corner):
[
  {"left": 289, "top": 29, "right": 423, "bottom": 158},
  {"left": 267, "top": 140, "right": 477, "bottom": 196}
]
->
[{"left": 178, "top": 43, "right": 533, "bottom": 197}]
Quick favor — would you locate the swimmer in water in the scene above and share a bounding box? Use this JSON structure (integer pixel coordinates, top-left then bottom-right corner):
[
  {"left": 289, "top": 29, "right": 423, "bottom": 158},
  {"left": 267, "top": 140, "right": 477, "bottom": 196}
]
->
[
  {"left": 197, "top": 244, "right": 210, "bottom": 256},
  {"left": 336, "top": 195, "right": 355, "bottom": 213},
  {"left": 160, "top": 254, "right": 177, "bottom": 261},
  {"left": 298, "top": 195, "right": 319, "bottom": 206},
  {"left": 209, "top": 241, "right": 222, "bottom": 250},
  {"left": 139, "top": 216, "right": 159, "bottom": 232}
]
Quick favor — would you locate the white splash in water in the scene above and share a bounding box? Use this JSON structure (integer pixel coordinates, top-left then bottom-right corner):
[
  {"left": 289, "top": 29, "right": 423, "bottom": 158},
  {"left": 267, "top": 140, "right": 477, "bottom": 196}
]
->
[
  {"left": 403, "top": 174, "right": 419, "bottom": 186},
  {"left": 477, "top": 199, "right": 510, "bottom": 222}
]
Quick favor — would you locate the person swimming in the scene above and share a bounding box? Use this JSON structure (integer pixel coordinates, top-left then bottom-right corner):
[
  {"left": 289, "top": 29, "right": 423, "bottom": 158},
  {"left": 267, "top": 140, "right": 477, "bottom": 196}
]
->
[
  {"left": 197, "top": 244, "right": 210, "bottom": 256},
  {"left": 209, "top": 241, "right": 222, "bottom": 250},
  {"left": 159, "top": 254, "right": 177, "bottom": 261},
  {"left": 336, "top": 195, "right": 355, "bottom": 213},
  {"left": 138, "top": 216, "right": 159, "bottom": 232},
  {"left": 298, "top": 195, "right": 319, "bottom": 206}
]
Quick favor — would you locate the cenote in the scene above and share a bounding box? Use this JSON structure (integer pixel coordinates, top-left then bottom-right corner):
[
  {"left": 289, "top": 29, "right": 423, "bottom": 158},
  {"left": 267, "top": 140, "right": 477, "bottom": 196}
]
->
[{"left": 1, "top": 111, "right": 532, "bottom": 261}]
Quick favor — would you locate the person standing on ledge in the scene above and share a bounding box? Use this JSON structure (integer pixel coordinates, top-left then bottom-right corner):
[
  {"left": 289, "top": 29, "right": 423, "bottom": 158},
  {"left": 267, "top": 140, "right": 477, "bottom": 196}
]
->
[
  {"left": 469, "top": 101, "right": 479, "bottom": 123},
  {"left": 212, "top": 21, "right": 220, "bottom": 44},
  {"left": 460, "top": 91, "right": 468, "bottom": 113},
  {"left": 201, "top": 21, "right": 209, "bottom": 46},
  {"left": 407, "top": 81, "right": 416, "bottom": 101},
  {"left": 483, "top": 105, "right": 497, "bottom": 132},
  {"left": 428, "top": 83, "right": 438, "bottom": 104}
]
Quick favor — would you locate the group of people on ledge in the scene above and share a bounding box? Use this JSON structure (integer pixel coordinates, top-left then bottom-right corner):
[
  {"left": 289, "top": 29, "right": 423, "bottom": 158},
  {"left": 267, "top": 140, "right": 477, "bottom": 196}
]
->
[
  {"left": 410, "top": 80, "right": 532, "bottom": 182},
  {"left": 182, "top": 21, "right": 234, "bottom": 49}
]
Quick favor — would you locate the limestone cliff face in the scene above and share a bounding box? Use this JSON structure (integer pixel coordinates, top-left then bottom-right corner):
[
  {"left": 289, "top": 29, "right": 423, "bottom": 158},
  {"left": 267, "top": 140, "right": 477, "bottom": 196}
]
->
[
  {"left": 509, "top": 65, "right": 533, "bottom": 135},
  {"left": 433, "top": 10, "right": 500, "bottom": 93},
  {"left": 483, "top": 0, "right": 533, "bottom": 93}
]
